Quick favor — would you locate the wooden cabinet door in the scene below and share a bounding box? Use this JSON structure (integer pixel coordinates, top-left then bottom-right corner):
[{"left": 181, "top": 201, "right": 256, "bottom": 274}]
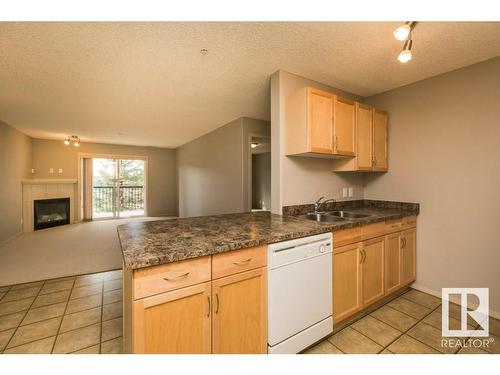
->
[
  {"left": 373, "top": 109, "right": 388, "bottom": 171},
  {"left": 333, "top": 243, "right": 362, "bottom": 323},
  {"left": 307, "top": 88, "right": 333, "bottom": 154},
  {"left": 333, "top": 97, "right": 356, "bottom": 156},
  {"left": 212, "top": 268, "right": 267, "bottom": 354},
  {"left": 384, "top": 233, "right": 401, "bottom": 295},
  {"left": 133, "top": 282, "right": 211, "bottom": 354},
  {"left": 361, "top": 237, "right": 385, "bottom": 306},
  {"left": 401, "top": 229, "right": 416, "bottom": 285},
  {"left": 355, "top": 103, "right": 373, "bottom": 170}
]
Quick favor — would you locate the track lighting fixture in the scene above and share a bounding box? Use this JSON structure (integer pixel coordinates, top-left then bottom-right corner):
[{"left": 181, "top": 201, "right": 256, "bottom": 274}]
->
[
  {"left": 397, "top": 39, "right": 413, "bottom": 63},
  {"left": 394, "top": 22, "right": 417, "bottom": 64},
  {"left": 64, "top": 135, "right": 81, "bottom": 146}
]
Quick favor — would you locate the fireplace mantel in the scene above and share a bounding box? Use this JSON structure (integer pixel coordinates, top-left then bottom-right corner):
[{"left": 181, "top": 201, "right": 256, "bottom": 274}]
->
[{"left": 22, "top": 180, "right": 77, "bottom": 232}]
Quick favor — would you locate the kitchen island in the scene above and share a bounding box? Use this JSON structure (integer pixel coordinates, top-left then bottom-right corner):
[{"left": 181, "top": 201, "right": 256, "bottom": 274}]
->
[{"left": 117, "top": 200, "right": 419, "bottom": 354}]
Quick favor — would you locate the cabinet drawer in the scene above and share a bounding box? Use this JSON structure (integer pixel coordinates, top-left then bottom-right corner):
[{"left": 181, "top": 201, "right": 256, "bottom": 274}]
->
[
  {"left": 212, "top": 246, "right": 267, "bottom": 280},
  {"left": 361, "top": 222, "right": 386, "bottom": 239},
  {"left": 333, "top": 226, "right": 362, "bottom": 247},
  {"left": 402, "top": 215, "right": 417, "bottom": 229},
  {"left": 133, "top": 256, "right": 211, "bottom": 300},
  {"left": 385, "top": 219, "right": 403, "bottom": 233}
]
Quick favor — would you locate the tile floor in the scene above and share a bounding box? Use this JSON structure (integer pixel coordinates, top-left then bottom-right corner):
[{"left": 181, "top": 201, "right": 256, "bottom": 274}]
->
[
  {"left": 305, "top": 288, "right": 500, "bottom": 354},
  {"left": 0, "top": 269, "right": 123, "bottom": 354},
  {"left": 2, "top": 272, "right": 499, "bottom": 355}
]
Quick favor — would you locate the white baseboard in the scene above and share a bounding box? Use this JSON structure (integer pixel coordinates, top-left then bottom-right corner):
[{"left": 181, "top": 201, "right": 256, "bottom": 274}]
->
[{"left": 411, "top": 282, "right": 500, "bottom": 320}]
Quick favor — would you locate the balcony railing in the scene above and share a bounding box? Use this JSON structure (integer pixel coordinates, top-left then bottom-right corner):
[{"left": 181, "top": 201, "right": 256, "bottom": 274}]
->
[{"left": 93, "top": 186, "right": 144, "bottom": 213}]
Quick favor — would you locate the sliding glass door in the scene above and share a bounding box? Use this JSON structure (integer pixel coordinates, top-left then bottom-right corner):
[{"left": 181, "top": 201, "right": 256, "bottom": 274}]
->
[{"left": 92, "top": 158, "right": 145, "bottom": 219}]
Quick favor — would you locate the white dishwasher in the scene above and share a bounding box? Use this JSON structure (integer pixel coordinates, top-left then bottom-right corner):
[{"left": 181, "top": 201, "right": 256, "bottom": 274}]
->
[{"left": 267, "top": 232, "right": 333, "bottom": 354}]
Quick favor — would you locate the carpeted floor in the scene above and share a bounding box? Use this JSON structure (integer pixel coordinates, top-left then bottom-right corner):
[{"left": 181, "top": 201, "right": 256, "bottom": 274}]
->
[{"left": 0, "top": 217, "right": 167, "bottom": 287}]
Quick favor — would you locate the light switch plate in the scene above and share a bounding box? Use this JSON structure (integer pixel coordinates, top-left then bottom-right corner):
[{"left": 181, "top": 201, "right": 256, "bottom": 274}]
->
[
  {"left": 342, "top": 187, "right": 348, "bottom": 198},
  {"left": 49, "top": 168, "right": 54, "bottom": 174},
  {"left": 58, "top": 169, "right": 63, "bottom": 174},
  {"left": 348, "top": 187, "right": 354, "bottom": 198}
]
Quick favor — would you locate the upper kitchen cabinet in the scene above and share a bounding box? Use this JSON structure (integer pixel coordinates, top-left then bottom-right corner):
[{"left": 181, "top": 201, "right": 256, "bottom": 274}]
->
[
  {"left": 331, "top": 105, "right": 388, "bottom": 172},
  {"left": 285, "top": 87, "right": 355, "bottom": 158}
]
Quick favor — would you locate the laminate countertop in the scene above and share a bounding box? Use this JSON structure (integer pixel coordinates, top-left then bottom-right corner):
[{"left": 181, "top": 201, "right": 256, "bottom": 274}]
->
[{"left": 118, "top": 202, "right": 418, "bottom": 270}]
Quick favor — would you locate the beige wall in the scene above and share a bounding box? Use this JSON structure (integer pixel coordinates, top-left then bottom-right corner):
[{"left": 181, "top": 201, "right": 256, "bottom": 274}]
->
[
  {"left": 0, "top": 121, "right": 32, "bottom": 243},
  {"left": 32, "top": 139, "right": 177, "bottom": 217},
  {"left": 364, "top": 57, "right": 500, "bottom": 313},
  {"left": 177, "top": 117, "right": 270, "bottom": 217},
  {"left": 270, "top": 70, "right": 365, "bottom": 214}
]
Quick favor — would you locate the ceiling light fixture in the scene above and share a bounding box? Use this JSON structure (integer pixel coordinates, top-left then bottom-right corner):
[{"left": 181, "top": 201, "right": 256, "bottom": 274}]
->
[
  {"left": 200, "top": 48, "right": 209, "bottom": 55},
  {"left": 397, "top": 39, "right": 413, "bottom": 63},
  {"left": 64, "top": 135, "right": 81, "bottom": 147},
  {"left": 251, "top": 142, "right": 259, "bottom": 149}
]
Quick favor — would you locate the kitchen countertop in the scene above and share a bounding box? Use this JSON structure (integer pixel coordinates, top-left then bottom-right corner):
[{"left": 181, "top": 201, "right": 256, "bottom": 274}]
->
[{"left": 117, "top": 203, "right": 418, "bottom": 270}]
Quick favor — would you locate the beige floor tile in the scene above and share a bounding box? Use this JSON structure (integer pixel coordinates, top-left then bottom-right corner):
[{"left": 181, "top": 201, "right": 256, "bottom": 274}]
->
[
  {"left": 45, "top": 276, "right": 76, "bottom": 284},
  {"left": 402, "top": 289, "right": 441, "bottom": 310},
  {"left": 70, "top": 283, "right": 103, "bottom": 300},
  {"left": 0, "top": 311, "right": 25, "bottom": 332},
  {"left": 3, "top": 336, "right": 55, "bottom": 354},
  {"left": 32, "top": 289, "right": 71, "bottom": 308},
  {"left": 7, "top": 316, "right": 61, "bottom": 349},
  {"left": 21, "top": 302, "right": 67, "bottom": 326},
  {"left": 380, "top": 349, "right": 393, "bottom": 354},
  {"left": 370, "top": 305, "right": 418, "bottom": 332},
  {"left": 387, "top": 296, "right": 432, "bottom": 320},
  {"left": 304, "top": 339, "right": 343, "bottom": 354},
  {"left": 74, "top": 273, "right": 104, "bottom": 288},
  {"left": 104, "top": 279, "right": 122, "bottom": 292},
  {"left": 66, "top": 293, "right": 102, "bottom": 314},
  {"left": 0, "top": 328, "right": 16, "bottom": 351},
  {"left": 52, "top": 323, "right": 101, "bottom": 354},
  {"left": 101, "top": 317, "right": 122, "bottom": 342},
  {"left": 351, "top": 315, "right": 402, "bottom": 347},
  {"left": 483, "top": 334, "right": 499, "bottom": 354},
  {"left": 1, "top": 286, "right": 41, "bottom": 302},
  {"left": 0, "top": 292, "right": 5, "bottom": 301},
  {"left": 387, "top": 334, "right": 439, "bottom": 354},
  {"left": 0, "top": 297, "right": 35, "bottom": 316},
  {"left": 489, "top": 317, "right": 500, "bottom": 337},
  {"left": 60, "top": 307, "right": 101, "bottom": 333},
  {"left": 40, "top": 279, "right": 74, "bottom": 295},
  {"left": 447, "top": 303, "right": 480, "bottom": 328},
  {"left": 457, "top": 346, "right": 489, "bottom": 354},
  {"left": 423, "top": 310, "right": 475, "bottom": 331},
  {"left": 0, "top": 286, "right": 11, "bottom": 293},
  {"left": 11, "top": 281, "right": 44, "bottom": 291},
  {"left": 72, "top": 344, "right": 100, "bottom": 354},
  {"left": 328, "top": 326, "right": 382, "bottom": 354},
  {"left": 101, "top": 336, "right": 123, "bottom": 354},
  {"left": 407, "top": 322, "right": 456, "bottom": 354},
  {"left": 103, "top": 289, "right": 122, "bottom": 305},
  {"left": 103, "top": 270, "right": 123, "bottom": 281},
  {"left": 103, "top": 301, "right": 122, "bottom": 321}
]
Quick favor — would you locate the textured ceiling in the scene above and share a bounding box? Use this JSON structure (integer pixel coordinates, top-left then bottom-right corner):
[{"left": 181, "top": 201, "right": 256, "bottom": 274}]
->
[{"left": 1, "top": 22, "right": 499, "bottom": 148}]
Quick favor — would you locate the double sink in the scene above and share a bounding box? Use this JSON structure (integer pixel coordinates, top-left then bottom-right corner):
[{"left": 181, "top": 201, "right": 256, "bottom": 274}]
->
[{"left": 300, "top": 210, "right": 374, "bottom": 223}]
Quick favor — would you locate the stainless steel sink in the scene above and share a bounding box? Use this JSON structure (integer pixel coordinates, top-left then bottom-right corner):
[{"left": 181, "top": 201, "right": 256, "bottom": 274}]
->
[
  {"left": 300, "top": 213, "right": 346, "bottom": 222},
  {"left": 325, "top": 211, "right": 373, "bottom": 219}
]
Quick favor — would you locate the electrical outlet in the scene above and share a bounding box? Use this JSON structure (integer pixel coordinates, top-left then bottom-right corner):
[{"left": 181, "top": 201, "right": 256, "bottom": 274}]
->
[
  {"left": 342, "top": 187, "right": 348, "bottom": 198},
  {"left": 49, "top": 168, "right": 54, "bottom": 174},
  {"left": 348, "top": 187, "right": 354, "bottom": 198},
  {"left": 31, "top": 168, "right": 35, "bottom": 174},
  {"left": 58, "top": 169, "right": 63, "bottom": 174}
]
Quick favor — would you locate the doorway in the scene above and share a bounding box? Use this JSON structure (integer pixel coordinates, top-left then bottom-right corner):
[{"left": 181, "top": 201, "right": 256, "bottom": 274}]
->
[
  {"left": 250, "top": 136, "right": 271, "bottom": 211},
  {"left": 92, "top": 158, "right": 145, "bottom": 219}
]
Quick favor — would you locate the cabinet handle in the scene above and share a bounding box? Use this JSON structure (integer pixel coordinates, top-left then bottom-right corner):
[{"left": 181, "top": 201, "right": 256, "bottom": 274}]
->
[
  {"left": 400, "top": 238, "right": 404, "bottom": 248},
  {"left": 360, "top": 249, "right": 366, "bottom": 263},
  {"left": 404, "top": 238, "right": 407, "bottom": 247},
  {"left": 163, "top": 272, "right": 190, "bottom": 281},
  {"left": 207, "top": 296, "right": 211, "bottom": 317},
  {"left": 363, "top": 249, "right": 367, "bottom": 262},
  {"left": 233, "top": 258, "right": 252, "bottom": 266},
  {"left": 215, "top": 293, "right": 220, "bottom": 314}
]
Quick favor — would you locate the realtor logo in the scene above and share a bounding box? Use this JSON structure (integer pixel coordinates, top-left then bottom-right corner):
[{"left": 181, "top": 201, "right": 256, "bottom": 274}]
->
[{"left": 441, "top": 288, "right": 489, "bottom": 337}]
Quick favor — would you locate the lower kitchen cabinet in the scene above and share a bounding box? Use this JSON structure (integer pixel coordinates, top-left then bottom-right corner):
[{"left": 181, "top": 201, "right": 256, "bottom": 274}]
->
[
  {"left": 361, "top": 237, "right": 385, "bottom": 306},
  {"left": 384, "top": 232, "right": 401, "bottom": 294},
  {"left": 132, "top": 282, "right": 212, "bottom": 354},
  {"left": 212, "top": 268, "right": 267, "bottom": 354},
  {"left": 333, "top": 243, "right": 362, "bottom": 323},
  {"left": 401, "top": 228, "right": 416, "bottom": 285}
]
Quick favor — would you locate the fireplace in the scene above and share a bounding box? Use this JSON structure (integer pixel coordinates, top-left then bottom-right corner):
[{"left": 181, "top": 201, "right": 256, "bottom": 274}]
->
[{"left": 34, "top": 197, "right": 70, "bottom": 231}]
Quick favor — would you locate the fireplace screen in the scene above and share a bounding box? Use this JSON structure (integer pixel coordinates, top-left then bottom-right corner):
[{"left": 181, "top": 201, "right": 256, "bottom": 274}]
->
[{"left": 34, "top": 197, "right": 70, "bottom": 231}]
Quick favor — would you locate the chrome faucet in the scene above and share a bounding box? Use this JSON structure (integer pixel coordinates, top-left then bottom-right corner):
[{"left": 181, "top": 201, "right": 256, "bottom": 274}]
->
[{"left": 314, "top": 197, "right": 337, "bottom": 213}]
